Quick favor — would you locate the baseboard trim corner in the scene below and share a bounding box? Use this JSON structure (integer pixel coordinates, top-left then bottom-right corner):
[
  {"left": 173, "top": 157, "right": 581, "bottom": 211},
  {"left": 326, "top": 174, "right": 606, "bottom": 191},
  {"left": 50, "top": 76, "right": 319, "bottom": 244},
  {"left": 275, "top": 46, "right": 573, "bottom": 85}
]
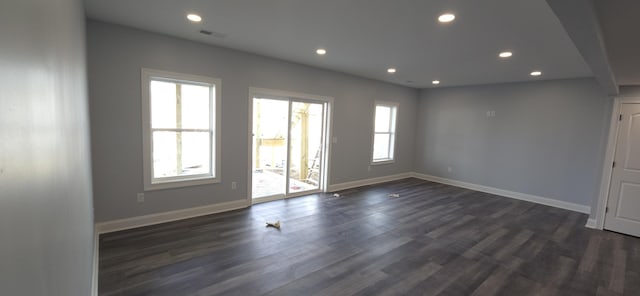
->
[
  {"left": 328, "top": 172, "right": 413, "bottom": 192},
  {"left": 585, "top": 218, "right": 597, "bottom": 229},
  {"left": 91, "top": 225, "right": 99, "bottom": 296},
  {"left": 95, "top": 199, "right": 250, "bottom": 234},
  {"left": 412, "top": 172, "right": 591, "bottom": 214}
]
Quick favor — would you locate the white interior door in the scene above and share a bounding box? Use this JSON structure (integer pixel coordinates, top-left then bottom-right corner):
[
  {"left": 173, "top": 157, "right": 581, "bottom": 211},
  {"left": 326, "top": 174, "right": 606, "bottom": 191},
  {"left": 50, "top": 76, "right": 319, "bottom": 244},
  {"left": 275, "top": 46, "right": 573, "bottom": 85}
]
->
[{"left": 605, "top": 103, "right": 640, "bottom": 237}]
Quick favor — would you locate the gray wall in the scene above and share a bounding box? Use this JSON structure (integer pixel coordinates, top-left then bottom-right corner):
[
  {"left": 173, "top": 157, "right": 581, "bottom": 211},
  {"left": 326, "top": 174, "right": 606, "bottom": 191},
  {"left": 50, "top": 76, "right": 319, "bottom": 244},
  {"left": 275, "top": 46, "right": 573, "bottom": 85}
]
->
[
  {"left": 87, "top": 21, "right": 418, "bottom": 222},
  {"left": 0, "top": 0, "right": 94, "bottom": 295},
  {"left": 619, "top": 86, "right": 640, "bottom": 98},
  {"left": 415, "top": 78, "right": 611, "bottom": 208}
]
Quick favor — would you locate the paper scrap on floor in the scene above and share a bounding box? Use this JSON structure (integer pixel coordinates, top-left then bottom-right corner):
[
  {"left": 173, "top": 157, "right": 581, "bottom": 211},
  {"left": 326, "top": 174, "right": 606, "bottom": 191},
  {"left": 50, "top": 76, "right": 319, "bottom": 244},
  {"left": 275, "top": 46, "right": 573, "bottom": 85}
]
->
[{"left": 266, "top": 220, "right": 280, "bottom": 229}]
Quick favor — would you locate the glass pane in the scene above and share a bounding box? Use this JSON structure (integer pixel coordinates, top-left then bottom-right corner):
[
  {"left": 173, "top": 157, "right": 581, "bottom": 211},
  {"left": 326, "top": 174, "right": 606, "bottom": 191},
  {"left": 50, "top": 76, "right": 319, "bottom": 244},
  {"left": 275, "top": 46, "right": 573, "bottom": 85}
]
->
[
  {"left": 373, "top": 133, "right": 390, "bottom": 160},
  {"left": 152, "top": 131, "right": 210, "bottom": 179},
  {"left": 151, "top": 80, "right": 177, "bottom": 129},
  {"left": 289, "top": 102, "right": 323, "bottom": 193},
  {"left": 181, "top": 84, "right": 211, "bottom": 129},
  {"left": 252, "top": 98, "right": 289, "bottom": 198},
  {"left": 181, "top": 132, "right": 210, "bottom": 175},
  {"left": 375, "top": 106, "right": 391, "bottom": 132}
]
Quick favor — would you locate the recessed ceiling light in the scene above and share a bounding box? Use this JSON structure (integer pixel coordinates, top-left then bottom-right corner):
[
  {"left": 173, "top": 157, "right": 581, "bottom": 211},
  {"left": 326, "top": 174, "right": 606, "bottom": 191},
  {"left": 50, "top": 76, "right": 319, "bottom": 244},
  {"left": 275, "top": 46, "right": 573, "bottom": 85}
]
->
[
  {"left": 438, "top": 13, "right": 456, "bottom": 23},
  {"left": 387, "top": 68, "right": 397, "bottom": 74},
  {"left": 316, "top": 48, "right": 326, "bottom": 55},
  {"left": 187, "top": 14, "right": 202, "bottom": 22},
  {"left": 530, "top": 71, "right": 542, "bottom": 76},
  {"left": 432, "top": 80, "right": 440, "bottom": 85},
  {"left": 499, "top": 51, "right": 513, "bottom": 58}
]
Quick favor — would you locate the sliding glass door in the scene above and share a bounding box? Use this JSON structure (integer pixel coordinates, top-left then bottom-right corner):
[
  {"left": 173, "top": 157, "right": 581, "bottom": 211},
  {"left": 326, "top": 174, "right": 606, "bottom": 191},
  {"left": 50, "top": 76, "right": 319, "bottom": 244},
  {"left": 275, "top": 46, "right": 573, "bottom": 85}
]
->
[{"left": 251, "top": 94, "right": 328, "bottom": 202}]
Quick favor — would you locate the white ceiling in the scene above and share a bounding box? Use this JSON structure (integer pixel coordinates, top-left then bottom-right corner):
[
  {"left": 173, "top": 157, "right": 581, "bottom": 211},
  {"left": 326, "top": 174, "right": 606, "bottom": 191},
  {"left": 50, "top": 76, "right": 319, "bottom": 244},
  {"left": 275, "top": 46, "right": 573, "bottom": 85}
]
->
[{"left": 84, "top": 0, "right": 593, "bottom": 88}]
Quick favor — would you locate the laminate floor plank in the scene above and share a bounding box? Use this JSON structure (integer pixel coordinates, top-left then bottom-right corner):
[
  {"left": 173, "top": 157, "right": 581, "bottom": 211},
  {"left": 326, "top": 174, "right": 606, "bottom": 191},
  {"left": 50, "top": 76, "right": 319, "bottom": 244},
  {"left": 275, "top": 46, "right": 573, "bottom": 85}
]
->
[{"left": 99, "top": 178, "right": 640, "bottom": 295}]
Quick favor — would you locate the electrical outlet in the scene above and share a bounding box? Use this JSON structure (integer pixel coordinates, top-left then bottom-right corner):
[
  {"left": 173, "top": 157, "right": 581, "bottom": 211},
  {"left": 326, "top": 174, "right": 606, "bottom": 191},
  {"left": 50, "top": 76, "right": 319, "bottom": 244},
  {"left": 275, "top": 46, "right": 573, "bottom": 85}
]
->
[
  {"left": 231, "top": 181, "right": 237, "bottom": 190},
  {"left": 137, "top": 193, "right": 145, "bottom": 203},
  {"left": 367, "top": 165, "right": 371, "bottom": 172},
  {"left": 332, "top": 137, "right": 338, "bottom": 143},
  {"left": 447, "top": 166, "right": 452, "bottom": 173}
]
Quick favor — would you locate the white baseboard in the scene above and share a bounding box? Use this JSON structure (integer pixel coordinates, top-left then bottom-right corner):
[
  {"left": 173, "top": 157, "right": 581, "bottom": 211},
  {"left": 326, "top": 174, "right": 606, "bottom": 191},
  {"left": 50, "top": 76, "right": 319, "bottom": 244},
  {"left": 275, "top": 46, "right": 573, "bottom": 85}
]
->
[
  {"left": 95, "top": 172, "right": 594, "bottom": 234},
  {"left": 412, "top": 172, "right": 591, "bottom": 214},
  {"left": 328, "top": 172, "right": 413, "bottom": 192},
  {"left": 585, "top": 218, "right": 597, "bottom": 229},
  {"left": 91, "top": 226, "right": 99, "bottom": 296},
  {"left": 96, "top": 173, "right": 412, "bottom": 235},
  {"left": 95, "top": 199, "right": 250, "bottom": 234}
]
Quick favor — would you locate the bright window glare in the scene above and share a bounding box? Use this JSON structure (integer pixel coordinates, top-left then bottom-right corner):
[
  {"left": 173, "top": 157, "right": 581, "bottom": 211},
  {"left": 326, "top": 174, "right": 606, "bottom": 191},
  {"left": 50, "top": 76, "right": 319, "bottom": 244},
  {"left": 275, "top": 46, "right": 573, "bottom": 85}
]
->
[
  {"left": 181, "top": 84, "right": 210, "bottom": 129},
  {"left": 151, "top": 81, "right": 177, "bottom": 128},
  {"left": 150, "top": 79, "right": 213, "bottom": 179},
  {"left": 375, "top": 106, "right": 391, "bottom": 132},
  {"left": 373, "top": 133, "right": 390, "bottom": 159},
  {"left": 181, "top": 132, "right": 210, "bottom": 174},
  {"left": 253, "top": 98, "right": 289, "bottom": 139}
]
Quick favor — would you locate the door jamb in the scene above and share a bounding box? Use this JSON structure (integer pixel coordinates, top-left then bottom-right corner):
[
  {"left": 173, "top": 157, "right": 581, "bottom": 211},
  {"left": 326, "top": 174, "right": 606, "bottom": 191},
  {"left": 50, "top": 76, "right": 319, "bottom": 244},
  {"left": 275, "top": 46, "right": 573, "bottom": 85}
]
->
[{"left": 595, "top": 97, "right": 640, "bottom": 229}]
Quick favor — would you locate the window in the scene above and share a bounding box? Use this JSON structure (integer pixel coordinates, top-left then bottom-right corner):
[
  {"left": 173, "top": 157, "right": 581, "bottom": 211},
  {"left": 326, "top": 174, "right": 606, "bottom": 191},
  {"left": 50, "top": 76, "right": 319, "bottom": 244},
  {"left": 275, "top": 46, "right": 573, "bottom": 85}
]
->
[
  {"left": 141, "top": 68, "right": 221, "bottom": 190},
  {"left": 372, "top": 101, "right": 397, "bottom": 164}
]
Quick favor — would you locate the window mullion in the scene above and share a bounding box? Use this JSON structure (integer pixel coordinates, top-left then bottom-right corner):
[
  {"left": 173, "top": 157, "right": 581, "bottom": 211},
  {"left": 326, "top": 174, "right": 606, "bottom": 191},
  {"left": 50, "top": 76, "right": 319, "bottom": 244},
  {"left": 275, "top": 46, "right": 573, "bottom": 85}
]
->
[
  {"left": 209, "top": 86, "right": 214, "bottom": 176},
  {"left": 388, "top": 131, "right": 393, "bottom": 159},
  {"left": 176, "top": 83, "right": 183, "bottom": 176},
  {"left": 387, "top": 110, "right": 393, "bottom": 135}
]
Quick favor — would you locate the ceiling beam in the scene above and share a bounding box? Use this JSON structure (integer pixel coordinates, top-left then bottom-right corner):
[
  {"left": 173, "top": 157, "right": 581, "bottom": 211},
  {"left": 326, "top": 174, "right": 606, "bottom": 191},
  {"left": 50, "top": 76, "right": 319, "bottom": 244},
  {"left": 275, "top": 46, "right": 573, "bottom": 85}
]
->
[{"left": 546, "top": 0, "right": 618, "bottom": 95}]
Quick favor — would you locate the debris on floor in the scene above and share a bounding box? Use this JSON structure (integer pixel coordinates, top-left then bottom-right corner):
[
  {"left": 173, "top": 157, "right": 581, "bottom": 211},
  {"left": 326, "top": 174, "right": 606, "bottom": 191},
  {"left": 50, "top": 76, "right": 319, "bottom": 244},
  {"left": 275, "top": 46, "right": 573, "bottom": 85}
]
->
[
  {"left": 389, "top": 193, "right": 400, "bottom": 198},
  {"left": 266, "top": 220, "right": 281, "bottom": 229},
  {"left": 333, "top": 193, "right": 341, "bottom": 197}
]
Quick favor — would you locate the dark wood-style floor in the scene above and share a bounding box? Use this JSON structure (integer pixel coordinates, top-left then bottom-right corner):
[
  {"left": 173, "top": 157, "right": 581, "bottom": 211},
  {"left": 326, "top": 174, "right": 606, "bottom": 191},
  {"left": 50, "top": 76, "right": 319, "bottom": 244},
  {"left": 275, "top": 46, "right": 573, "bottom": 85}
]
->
[{"left": 99, "top": 178, "right": 640, "bottom": 295}]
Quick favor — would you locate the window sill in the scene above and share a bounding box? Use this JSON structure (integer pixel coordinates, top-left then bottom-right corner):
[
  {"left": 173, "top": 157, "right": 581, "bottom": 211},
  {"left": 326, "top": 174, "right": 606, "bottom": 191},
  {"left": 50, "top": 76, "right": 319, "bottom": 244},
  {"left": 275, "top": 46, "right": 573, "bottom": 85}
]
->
[
  {"left": 371, "top": 159, "right": 395, "bottom": 166},
  {"left": 144, "top": 176, "right": 220, "bottom": 191}
]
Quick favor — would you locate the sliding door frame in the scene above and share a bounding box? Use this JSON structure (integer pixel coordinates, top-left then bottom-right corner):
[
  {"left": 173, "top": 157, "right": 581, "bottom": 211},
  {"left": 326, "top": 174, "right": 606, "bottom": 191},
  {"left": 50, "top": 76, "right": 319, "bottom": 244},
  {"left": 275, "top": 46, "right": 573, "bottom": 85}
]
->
[{"left": 248, "top": 87, "right": 333, "bottom": 204}]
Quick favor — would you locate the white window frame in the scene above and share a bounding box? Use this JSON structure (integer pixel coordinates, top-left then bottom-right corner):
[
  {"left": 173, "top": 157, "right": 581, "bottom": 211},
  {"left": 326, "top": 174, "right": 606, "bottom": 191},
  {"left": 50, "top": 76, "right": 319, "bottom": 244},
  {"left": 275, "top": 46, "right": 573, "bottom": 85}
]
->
[
  {"left": 371, "top": 101, "right": 398, "bottom": 164},
  {"left": 141, "top": 68, "right": 221, "bottom": 191}
]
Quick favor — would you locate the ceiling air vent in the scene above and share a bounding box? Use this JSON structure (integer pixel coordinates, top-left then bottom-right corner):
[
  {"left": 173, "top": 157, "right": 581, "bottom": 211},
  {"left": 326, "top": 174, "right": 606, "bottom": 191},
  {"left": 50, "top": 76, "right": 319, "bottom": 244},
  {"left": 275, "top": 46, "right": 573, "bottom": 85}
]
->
[{"left": 199, "top": 30, "right": 227, "bottom": 38}]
